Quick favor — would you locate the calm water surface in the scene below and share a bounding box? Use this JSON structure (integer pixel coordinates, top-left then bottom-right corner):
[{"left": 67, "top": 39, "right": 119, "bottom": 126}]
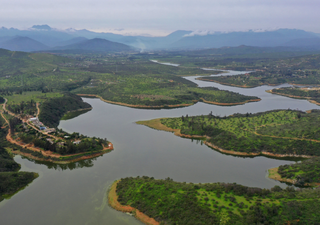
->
[{"left": 1, "top": 70, "right": 319, "bottom": 225}]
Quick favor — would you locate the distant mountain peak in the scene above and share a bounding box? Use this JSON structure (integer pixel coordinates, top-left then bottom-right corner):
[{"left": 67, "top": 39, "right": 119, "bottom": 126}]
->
[{"left": 31, "top": 25, "right": 52, "bottom": 30}]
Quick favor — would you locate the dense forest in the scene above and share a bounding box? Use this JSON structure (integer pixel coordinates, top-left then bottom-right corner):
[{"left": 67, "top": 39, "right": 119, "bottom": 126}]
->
[
  {"left": 115, "top": 176, "right": 320, "bottom": 225},
  {"left": 157, "top": 110, "right": 320, "bottom": 156},
  {"left": 38, "top": 92, "right": 91, "bottom": 128}
]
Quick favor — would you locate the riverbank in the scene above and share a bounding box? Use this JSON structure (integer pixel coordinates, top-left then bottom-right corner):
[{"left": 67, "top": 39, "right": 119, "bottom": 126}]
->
[
  {"left": 1, "top": 104, "right": 114, "bottom": 164},
  {"left": 268, "top": 167, "right": 319, "bottom": 187},
  {"left": 200, "top": 97, "right": 261, "bottom": 106},
  {"left": 77, "top": 94, "right": 260, "bottom": 108},
  {"left": 8, "top": 143, "right": 113, "bottom": 164},
  {"left": 266, "top": 89, "right": 320, "bottom": 106},
  {"left": 108, "top": 180, "right": 159, "bottom": 225},
  {"left": 137, "top": 118, "right": 314, "bottom": 158},
  {"left": 196, "top": 77, "right": 279, "bottom": 88},
  {"left": 77, "top": 94, "right": 194, "bottom": 109}
]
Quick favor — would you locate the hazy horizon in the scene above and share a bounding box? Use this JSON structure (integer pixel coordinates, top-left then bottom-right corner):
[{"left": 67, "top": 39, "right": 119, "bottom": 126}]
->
[{"left": 1, "top": 0, "right": 319, "bottom": 36}]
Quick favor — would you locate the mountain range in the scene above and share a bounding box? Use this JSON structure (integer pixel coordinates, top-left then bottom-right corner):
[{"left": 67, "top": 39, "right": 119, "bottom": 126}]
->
[{"left": 0, "top": 25, "right": 320, "bottom": 52}]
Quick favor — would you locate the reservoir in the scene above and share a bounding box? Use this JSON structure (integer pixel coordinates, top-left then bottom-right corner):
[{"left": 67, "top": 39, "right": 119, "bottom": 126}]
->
[{"left": 0, "top": 70, "right": 319, "bottom": 225}]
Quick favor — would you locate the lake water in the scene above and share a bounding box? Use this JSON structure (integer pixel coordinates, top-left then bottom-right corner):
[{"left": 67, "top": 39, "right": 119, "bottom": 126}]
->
[{"left": 0, "top": 70, "right": 319, "bottom": 225}]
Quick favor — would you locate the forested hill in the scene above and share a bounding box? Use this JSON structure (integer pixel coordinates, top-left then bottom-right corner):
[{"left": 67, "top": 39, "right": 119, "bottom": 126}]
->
[
  {"left": 114, "top": 176, "right": 320, "bottom": 224},
  {"left": 50, "top": 38, "right": 133, "bottom": 53},
  {"left": 158, "top": 109, "right": 320, "bottom": 157},
  {"left": 39, "top": 92, "right": 91, "bottom": 128}
]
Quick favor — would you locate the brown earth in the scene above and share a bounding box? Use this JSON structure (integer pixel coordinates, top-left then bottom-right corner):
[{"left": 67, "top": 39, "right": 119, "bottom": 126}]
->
[{"left": 108, "top": 180, "right": 160, "bottom": 225}]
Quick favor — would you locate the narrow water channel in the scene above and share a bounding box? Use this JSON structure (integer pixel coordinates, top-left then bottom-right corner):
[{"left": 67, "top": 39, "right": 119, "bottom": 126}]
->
[{"left": 0, "top": 69, "right": 319, "bottom": 225}]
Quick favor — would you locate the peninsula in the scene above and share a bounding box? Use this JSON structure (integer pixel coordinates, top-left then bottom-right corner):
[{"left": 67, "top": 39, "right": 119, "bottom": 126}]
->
[
  {"left": 137, "top": 110, "right": 320, "bottom": 158},
  {"left": 0, "top": 92, "right": 113, "bottom": 164},
  {"left": 267, "top": 87, "right": 320, "bottom": 106}
]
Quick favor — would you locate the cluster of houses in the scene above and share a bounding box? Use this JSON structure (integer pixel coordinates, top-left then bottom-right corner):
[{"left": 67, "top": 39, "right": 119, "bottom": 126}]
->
[
  {"left": 29, "top": 117, "right": 82, "bottom": 147},
  {"left": 29, "top": 117, "right": 56, "bottom": 133},
  {"left": 29, "top": 117, "right": 46, "bottom": 130}
]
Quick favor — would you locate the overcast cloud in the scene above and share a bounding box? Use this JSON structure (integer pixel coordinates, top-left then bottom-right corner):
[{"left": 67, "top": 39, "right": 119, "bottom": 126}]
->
[{"left": 1, "top": 0, "right": 319, "bottom": 36}]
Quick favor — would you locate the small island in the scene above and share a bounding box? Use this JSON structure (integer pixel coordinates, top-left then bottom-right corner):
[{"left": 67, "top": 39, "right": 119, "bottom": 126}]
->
[
  {"left": 137, "top": 110, "right": 320, "bottom": 158},
  {"left": 109, "top": 176, "right": 320, "bottom": 224}
]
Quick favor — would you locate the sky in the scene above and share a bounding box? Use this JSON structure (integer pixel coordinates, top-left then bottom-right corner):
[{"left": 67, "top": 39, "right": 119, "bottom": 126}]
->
[{"left": 1, "top": 0, "right": 319, "bottom": 36}]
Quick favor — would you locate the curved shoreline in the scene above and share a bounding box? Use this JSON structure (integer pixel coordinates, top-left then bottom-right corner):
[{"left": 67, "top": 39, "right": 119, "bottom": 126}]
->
[
  {"left": 137, "top": 118, "right": 313, "bottom": 158},
  {"left": 266, "top": 89, "right": 320, "bottom": 106},
  {"left": 200, "top": 97, "right": 261, "bottom": 106},
  {"left": 197, "top": 78, "right": 279, "bottom": 88},
  {"left": 1, "top": 100, "right": 114, "bottom": 164},
  {"left": 108, "top": 180, "right": 159, "bottom": 225},
  {"left": 63, "top": 107, "right": 93, "bottom": 114},
  {"left": 77, "top": 94, "right": 260, "bottom": 108},
  {"left": 7, "top": 132, "right": 114, "bottom": 164},
  {"left": 268, "top": 167, "right": 318, "bottom": 187},
  {"left": 77, "top": 94, "right": 194, "bottom": 109}
]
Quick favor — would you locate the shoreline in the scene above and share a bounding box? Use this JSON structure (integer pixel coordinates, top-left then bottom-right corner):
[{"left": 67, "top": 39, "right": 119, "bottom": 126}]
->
[
  {"left": 200, "top": 97, "right": 261, "bottom": 106},
  {"left": 266, "top": 89, "right": 320, "bottom": 106},
  {"left": 1, "top": 101, "right": 113, "bottom": 164},
  {"left": 196, "top": 78, "right": 279, "bottom": 88},
  {"left": 77, "top": 94, "right": 194, "bottom": 109},
  {"left": 63, "top": 107, "right": 93, "bottom": 114},
  {"left": 137, "top": 118, "right": 313, "bottom": 159},
  {"left": 7, "top": 133, "right": 114, "bottom": 164},
  {"left": 108, "top": 180, "right": 159, "bottom": 225},
  {"left": 77, "top": 94, "right": 260, "bottom": 108},
  {"left": 268, "top": 167, "right": 318, "bottom": 187}
]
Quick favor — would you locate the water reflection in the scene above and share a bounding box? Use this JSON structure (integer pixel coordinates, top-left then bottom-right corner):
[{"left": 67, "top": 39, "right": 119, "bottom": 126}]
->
[{"left": 21, "top": 155, "right": 104, "bottom": 171}]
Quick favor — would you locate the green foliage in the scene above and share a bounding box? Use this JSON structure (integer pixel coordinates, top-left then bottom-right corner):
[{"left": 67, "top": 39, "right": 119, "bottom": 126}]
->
[
  {"left": 0, "top": 119, "right": 38, "bottom": 202},
  {"left": 38, "top": 92, "right": 91, "bottom": 128},
  {"left": 115, "top": 177, "right": 320, "bottom": 225},
  {"left": 0, "top": 172, "right": 38, "bottom": 200},
  {"left": 272, "top": 87, "right": 320, "bottom": 105},
  {"left": 0, "top": 49, "right": 259, "bottom": 107},
  {"left": 160, "top": 110, "right": 320, "bottom": 156},
  {"left": 278, "top": 157, "right": 320, "bottom": 185},
  {"left": 196, "top": 54, "right": 320, "bottom": 87}
]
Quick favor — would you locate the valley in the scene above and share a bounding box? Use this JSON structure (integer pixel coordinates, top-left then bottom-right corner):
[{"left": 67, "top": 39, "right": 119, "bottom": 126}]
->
[{"left": 0, "top": 48, "right": 320, "bottom": 224}]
